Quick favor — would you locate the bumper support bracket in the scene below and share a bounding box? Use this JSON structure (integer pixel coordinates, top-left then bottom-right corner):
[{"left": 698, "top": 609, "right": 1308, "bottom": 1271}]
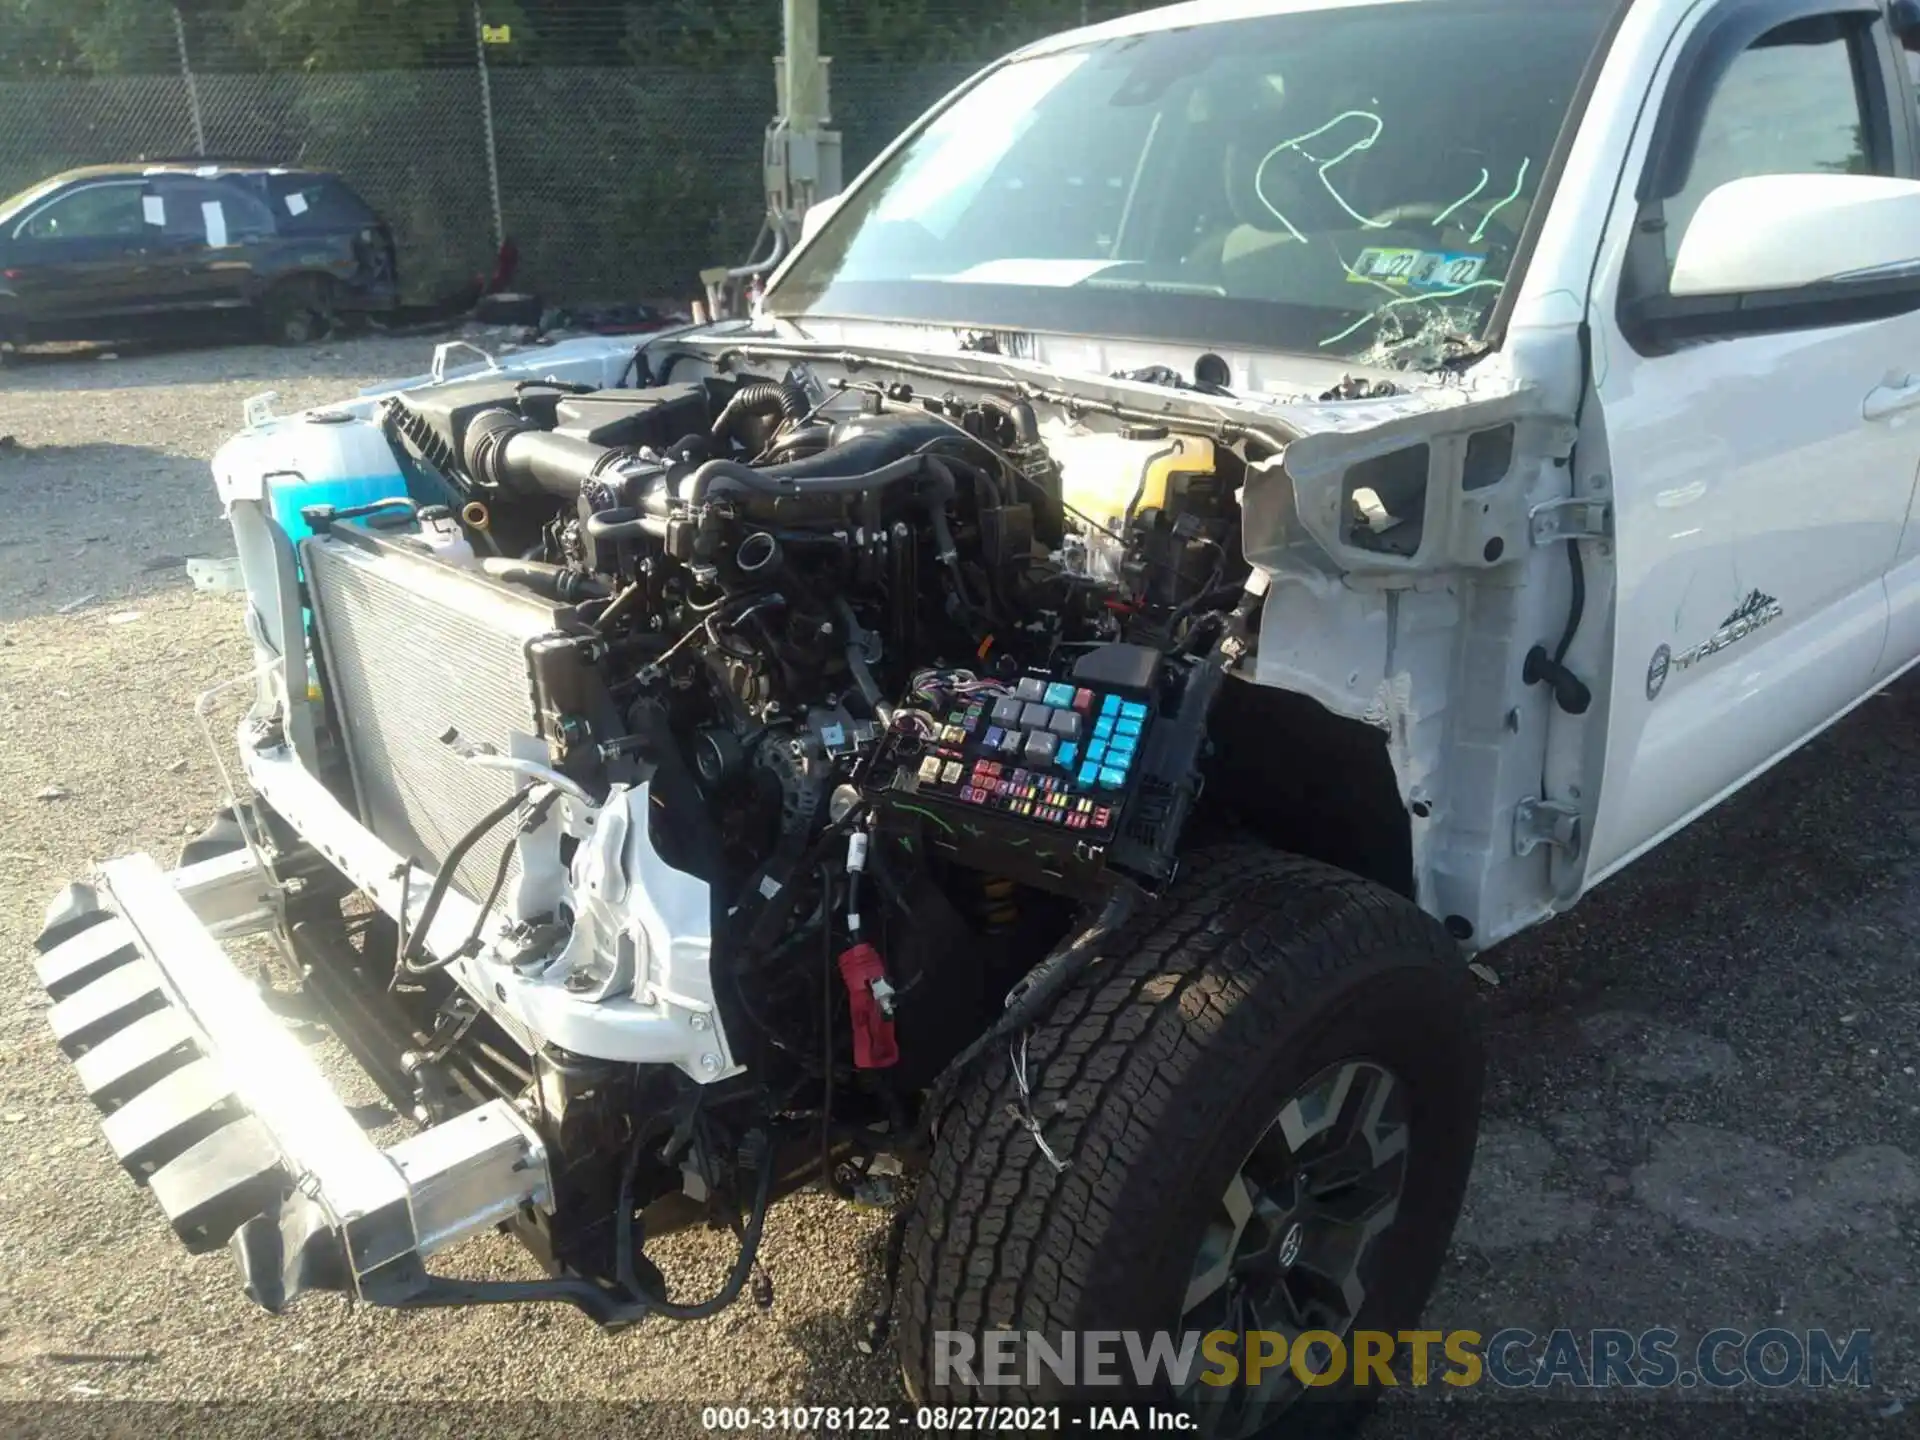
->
[{"left": 32, "top": 851, "right": 553, "bottom": 1311}]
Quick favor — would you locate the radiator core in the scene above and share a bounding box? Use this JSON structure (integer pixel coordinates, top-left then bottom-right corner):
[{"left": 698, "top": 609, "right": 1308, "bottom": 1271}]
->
[{"left": 303, "top": 531, "right": 561, "bottom": 901}]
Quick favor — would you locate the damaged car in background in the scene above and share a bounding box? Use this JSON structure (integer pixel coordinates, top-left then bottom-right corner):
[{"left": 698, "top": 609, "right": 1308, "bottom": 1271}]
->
[{"left": 31, "top": 0, "right": 1920, "bottom": 1431}]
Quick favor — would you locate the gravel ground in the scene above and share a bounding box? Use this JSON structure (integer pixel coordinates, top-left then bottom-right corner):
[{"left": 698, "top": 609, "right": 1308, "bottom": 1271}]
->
[{"left": 1, "top": 338, "right": 1917, "bottom": 1438}]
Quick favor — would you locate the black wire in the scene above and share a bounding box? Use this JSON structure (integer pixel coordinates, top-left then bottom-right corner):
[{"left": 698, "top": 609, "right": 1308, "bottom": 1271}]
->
[
  {"left": 1552, "top": 539, "right": 1586, "bottom": 665},
  {"left": 704, "top": 609, "right": 757, "bottom": 660},
  {"left": 466, "top": 822, "right": 521, "bottom": 946},
  {"left": 454, "top": 790, "right": 560, "bottom": 961},
  {"left": 617, "top": 343, "right": 653, "bottom": 389},
  {"left": 913, "top": 436, "right": 1004, "bottom": 508},
  {"left": 613, "top": 1110, "right": 777, "bottom": 1322},
  {"left": 883, "top": 398, "right": 1041, "bottom": 504},
  {"left": 401, "top": 784, "right": 536, "bottom": 975},
  {"left": 819, "top": 863, "right": 857, "bottom": 1200},
  {"left": 1166, "top": 564, "right": 1236, "bottom": 631},
  {"left": 922, "top": 887, "right": 1138, "bottom": 1137}
]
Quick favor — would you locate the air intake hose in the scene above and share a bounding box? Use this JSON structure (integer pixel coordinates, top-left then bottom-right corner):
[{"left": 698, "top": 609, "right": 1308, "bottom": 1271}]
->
[
  {"left": 461, "top": 399, "right": 950, "bottom": 509},
  {"left": 479, "top": 557, "right": 612, "bottom": 602},
  {"left": 710, "top": 379, "right": 808, "bottom": 447},
  {"left": 462, "top": 406, "right": 624, "bottom": 500}
]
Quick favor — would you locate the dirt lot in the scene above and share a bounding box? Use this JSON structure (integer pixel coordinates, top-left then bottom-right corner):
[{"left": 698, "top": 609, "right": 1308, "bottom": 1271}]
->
[{"left": 2, "top": 337, "right": 1917, "bottom": 1437}]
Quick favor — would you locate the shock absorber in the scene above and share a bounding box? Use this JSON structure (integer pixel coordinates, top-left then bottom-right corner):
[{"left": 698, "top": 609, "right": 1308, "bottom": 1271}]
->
[{"left": 975, "top": 875, "right": 1020, "bottom": 935}]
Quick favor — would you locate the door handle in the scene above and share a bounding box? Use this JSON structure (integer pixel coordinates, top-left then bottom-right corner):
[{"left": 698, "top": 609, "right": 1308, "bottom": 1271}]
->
[{"left": 1864, "top": 375, "right": 1920, "bottom": 421}]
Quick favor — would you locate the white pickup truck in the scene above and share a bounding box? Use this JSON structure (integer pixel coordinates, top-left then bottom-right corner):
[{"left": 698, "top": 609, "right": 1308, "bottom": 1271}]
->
[{"left": 30, "top": 0, "right": 1920, "bottom": 1432}]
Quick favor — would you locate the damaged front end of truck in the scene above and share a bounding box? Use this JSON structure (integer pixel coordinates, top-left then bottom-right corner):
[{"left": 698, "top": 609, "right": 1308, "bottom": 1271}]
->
[
  {"left": 31, "top": 321, "right": 1590, "bottom": 1319},
  {"left": 29, "top": 2, "right": 1623, "bottom": 1427}
]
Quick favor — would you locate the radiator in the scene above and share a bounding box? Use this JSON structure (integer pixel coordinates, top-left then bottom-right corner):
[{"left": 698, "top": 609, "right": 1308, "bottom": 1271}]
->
[{"left": 303, "top": 530, "right": 561, "bottom": 902}]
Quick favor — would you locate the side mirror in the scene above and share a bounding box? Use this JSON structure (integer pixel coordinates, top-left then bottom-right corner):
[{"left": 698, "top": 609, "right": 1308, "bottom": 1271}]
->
[
  {"left": 1670, "top": 173, "right": 1920, "bottom": 297},
  {"left": 800, "top": 194, "right": 844, "bottom": 245},
  {"left": 1892, "top": 0, "right": 1920, "bottom": 41}
]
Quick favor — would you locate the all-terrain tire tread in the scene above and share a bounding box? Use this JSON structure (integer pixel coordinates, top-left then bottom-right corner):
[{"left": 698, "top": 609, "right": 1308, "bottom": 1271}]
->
[{"left": 896, "top": 845, "right": 1468, "bottom": 1404}]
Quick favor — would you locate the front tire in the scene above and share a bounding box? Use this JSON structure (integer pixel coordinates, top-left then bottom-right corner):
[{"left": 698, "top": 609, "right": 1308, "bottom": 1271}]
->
[{"left": 897, "top": 845, "right": 1483, "bottom": 1437}]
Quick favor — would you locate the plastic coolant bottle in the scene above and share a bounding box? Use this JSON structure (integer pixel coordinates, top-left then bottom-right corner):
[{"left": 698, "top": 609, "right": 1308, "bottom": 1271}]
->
[
  {"left": 252, "top": 410, "right": 414, "bottom": 545},
  {"left": 212, "top": 408, "right": 419, "bottom": 705},
  {"left": 1040, "top": 421, "right": 1217, "bottom": 582}
]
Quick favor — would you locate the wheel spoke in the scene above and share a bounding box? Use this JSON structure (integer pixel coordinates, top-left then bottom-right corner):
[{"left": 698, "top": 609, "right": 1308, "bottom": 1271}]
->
[
  {"left": 1175, "top": 1058, "right": 1414, "bottom": 1440},
  {"left": 1267, "top": 1265, "right": 1310, "bottom": 1329},
  {"left": 1286, "top": 1210, "right": 1387, "bottom": 1329},
  {"left": 1273, "top": 1060, "right": 1365, "bottom": 1157},
  {"left": 1231, "top": 1293, "right": 1302, "bottom": 1435},
  {"left": 1223, "top": 1169, "right": 1257, "bottom": 1231},
  {"left": 1196, "top": 1371, "right": 1255, "bottom": 1440},
  {"left": 1181, "top": 1175, "right": 1251, "bottom": 1315},
  {"left": 1300, "top": 1137, "right": 1405, "bottom": 1226},
  {"left": 1182, "top": 1173, "right": 1280, "bottom": 1315},
  {"left": 1187, "top": 1304, "right": 1302, "bottom": 1440}
]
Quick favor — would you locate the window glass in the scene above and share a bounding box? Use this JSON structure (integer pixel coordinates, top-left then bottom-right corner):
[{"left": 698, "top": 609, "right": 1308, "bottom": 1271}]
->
[
  {"left": 264, "top": 175, "right": 377, "bottom": 233},
  {"left": 0, "top": 177, "right": 64, "bottom": 225},
  {"left": 17, "top": 184, "right": 147, "bottom": 242},
  {"left": 154, "top": 179, "right": 276, "bottom": 244},
  {"left": 1666, "top": 19, "right": 1881, "bottom": 268},
  {"left": 768, "top": 0, "right": 1616, "bottom": 369}
]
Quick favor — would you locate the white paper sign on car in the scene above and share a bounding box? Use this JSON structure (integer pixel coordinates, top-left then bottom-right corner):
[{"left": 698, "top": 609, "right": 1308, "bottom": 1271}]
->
[
  {"left": 202, "top": 200, "right": 228, "bottom": 248},
  {"left": 141, "top": 195, "right": 165, "bottom": 227},
  {"left": 285, "top": 192, "right": 309, "bottom": 216}
]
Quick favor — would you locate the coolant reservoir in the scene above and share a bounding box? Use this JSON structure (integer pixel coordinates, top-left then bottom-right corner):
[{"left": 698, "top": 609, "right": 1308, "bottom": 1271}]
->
[
  {"left": 240, "top": 410, "right": 414, "bottom": 545},
  {"left": 210, "top": 406, "right": 418, "bottom": 711},
  {"left": 1040, "top": 421, "right": 1215, "bottom": 580}
]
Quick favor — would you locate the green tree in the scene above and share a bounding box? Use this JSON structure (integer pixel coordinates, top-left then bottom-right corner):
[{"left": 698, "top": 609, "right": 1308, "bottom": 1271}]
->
[
  {"left": 0, "top": 0, "right": 175, "bottom": 74},
  {"left": 1, "top": 1, "right": 1148, "bottom": 77},
  {"left": 219, "top": 0, "right": 497, "bottom": 70}
]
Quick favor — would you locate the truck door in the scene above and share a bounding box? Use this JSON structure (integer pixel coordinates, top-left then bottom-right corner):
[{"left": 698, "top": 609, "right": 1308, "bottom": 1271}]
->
[
  {"left": 1586, "top": 0, "right": 1920, "bottom": 878},
  {"left": 1873, "top": 18, "right": 1920, "bottom": 675}
]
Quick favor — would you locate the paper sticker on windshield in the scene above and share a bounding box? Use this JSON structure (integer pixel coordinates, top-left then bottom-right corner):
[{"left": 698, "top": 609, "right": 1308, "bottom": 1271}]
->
[{"left": 1350, "top": 248, "right": 1486, "bottom": 290}]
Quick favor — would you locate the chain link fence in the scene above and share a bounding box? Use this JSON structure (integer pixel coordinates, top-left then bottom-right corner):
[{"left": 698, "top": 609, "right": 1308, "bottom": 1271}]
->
[{"left": 0, "top": 3, "right": 1147, "bottom": 307}]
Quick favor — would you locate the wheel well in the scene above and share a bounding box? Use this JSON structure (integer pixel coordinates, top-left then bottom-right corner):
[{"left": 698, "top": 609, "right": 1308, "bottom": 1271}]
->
[
  {"left": 261, "top": 272, "right": 336, "bottom": 304},
  {"left": 1198, "top": 677, "right": 1414, "bottom": 898}
]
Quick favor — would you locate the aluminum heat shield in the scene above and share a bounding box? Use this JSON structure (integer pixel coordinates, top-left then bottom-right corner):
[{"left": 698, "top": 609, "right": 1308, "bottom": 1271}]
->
[{"left": 302, "top": 528, "right": 562, "bottom": 901}]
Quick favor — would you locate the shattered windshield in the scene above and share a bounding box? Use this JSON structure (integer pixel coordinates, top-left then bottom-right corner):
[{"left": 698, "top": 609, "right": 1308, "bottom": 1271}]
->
[{"left": 767, "top": 0, "right": 1615, "bottom": 370}]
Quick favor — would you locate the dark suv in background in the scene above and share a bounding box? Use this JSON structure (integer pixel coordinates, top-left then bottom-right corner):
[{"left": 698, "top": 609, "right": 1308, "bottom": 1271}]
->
[{"left": 0, "top": 162, "right": 398, "bottom": 349}]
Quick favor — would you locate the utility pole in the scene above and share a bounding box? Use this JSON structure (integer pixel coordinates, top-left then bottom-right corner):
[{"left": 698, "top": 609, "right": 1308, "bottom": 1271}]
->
[
  {"left": 768, "top": 0, "right": 842, "bottom": 242},
  {"left": 703, "top": 0, "right": 842, "bottom": 318},
  {"left": 473, "top": 6, "right": 506, "bottom": 252},
  {"left": 782, "top": 0, "right": 828, "bottom": 158}
]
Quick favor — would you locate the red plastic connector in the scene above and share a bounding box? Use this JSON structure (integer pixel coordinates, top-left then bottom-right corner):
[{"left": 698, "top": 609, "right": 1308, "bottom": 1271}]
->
[{"left": 837, "top": 943, "right": 900, "bottom": 1069}]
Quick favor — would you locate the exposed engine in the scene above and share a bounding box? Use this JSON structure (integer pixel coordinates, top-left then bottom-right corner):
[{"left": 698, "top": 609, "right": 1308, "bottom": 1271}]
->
[{"left": 293, "top": 360, "right": 1262, "bottom": 1299}]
